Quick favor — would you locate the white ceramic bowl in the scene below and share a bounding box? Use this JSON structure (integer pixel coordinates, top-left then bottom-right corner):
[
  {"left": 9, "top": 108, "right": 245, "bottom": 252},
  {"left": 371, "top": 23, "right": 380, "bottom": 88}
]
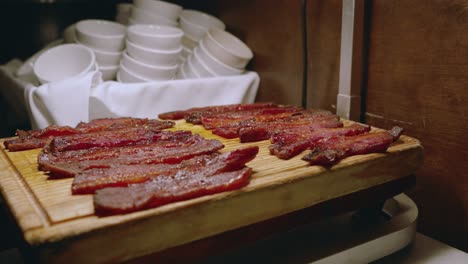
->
[
  {"left": 181, "top": 58, "right": 199, "bottom": 79},
  {"left": 176, "top": 64, "right": 187, "bottom": 79},
  {"left": 181, "top": 46, "right": 193, "bottom": 58},
  {"left": 75, "top": 19, "right": 127, "bottom": 52},
  {"left": 179, "top": 10, "right": 225, "bottom": 41},
  {"left": 126, "top": 39, "right": 181, "bottom": 66},
  {"left": 33, "top": 44, "right": 96, "bottom": 84},
  {"left": 99, "top": 64, "right": 119, "bottom": 81},
  {"left": 74, "top": 36, "right": 123, "bottom": 66},
  {"left": 118, "top": 63, "right": 151, "bottom": 83},
  {"left": 191, "top": 47, "right": 216, "bottom": 77},
  {"left": 121, "top": 52, "right": 177, "bottom": 80},
  {"left": 202, "top": 28, "right": 253, "bottom": 69},
  {"left": 133, "top": 0, "right": 182, "bottom": 21},
  {"left": 130, "top": 7, "right": 179, "bottom": 27},
  {"left": 127, "top": 24, "right": 183, "bottom": 50},
  {"left": 182, "top": 35, "right": 198, "bottom": 49},
  {"left": 196, "top": 40, "right": 243, "bottom": 76},
  {"left": 63, "top": 23, "right": 76, "bottom": 44}
]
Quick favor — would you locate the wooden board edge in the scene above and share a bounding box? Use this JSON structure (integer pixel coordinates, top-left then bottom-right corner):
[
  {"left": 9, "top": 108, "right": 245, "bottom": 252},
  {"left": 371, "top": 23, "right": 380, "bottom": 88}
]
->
[
  {"left": 0, "top": 146, "right": 48, "bottom": 232},
  {"left": 23, "top": 145, "right": 423, "bottom": 263}
]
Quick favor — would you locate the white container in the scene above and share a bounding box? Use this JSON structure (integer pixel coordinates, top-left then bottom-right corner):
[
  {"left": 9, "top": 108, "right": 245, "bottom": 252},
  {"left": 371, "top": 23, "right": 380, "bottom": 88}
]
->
[
  {"left": 99, "top": 65, "right": 119, "bottom": 81},
  {"left": 127, "top": 24, "right": 183, "bottom": 50},
  {"left": 63, "top": 23, "right": 76, "bottom": 44},
  {"left": 74, "top": 36, "right": 123, "bottom": 66},
  {"left": 133, "top": 0, "right": 182, "bottom": 21},
  {"left": 33, "top": 44, "right": 96, "bottom": 84},
  {"left": 118, "top": 63, "right": 152, "bottom": 83},
  {"left": 130, "top": 7, "right": 179, "bottom": 27},
  {"left": 75, "top": 19, "right": 127, "bottom": 52},
  {"left": 191, "top": 47, "right": 216, "bottom": 77},
  {"left": 121, "top": 52, "right": 177, "bottom": 80},
  {"left": 182, "top": 35, "right": 198, "bottom": 50},
  {"left": 126, "top": 39, "right": 181, "bottom": 66},
  {"left": 176, "top": 64, "right": 187, "bottom": 79},
  {"left": 181, "top": 59, "right": 199, "bottom": 79},
  {"left": 179, "top": 10, "right": 225, "bottom": 41},
  {"left": 202, "top": 28, "right": 253, "bottom": 69},
  {"left": 196, "top": 41, "right": 243, "bottom": 76},
  {"left": 181, "top": 46, "right": 193, "bottom": 58}
]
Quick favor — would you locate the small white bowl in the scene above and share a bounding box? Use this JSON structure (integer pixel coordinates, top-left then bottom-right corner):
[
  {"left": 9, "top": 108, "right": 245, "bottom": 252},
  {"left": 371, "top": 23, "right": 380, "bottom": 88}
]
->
[
  {"left": 176, "top": 64, "right": 187, "bottom": 79},
  {"left": 74, "top": 35, "right": 123, "bottom": 66},
  {"left": 179, "top": 10, "right": 225, "bottom": 41},
  {"left": 126, "top": 39, "right": 181, "bottom": 66},
  {"left": 118, "top": 63, "right": 151, "bottom": 83},
  {"left": 133, "top": 0, "right": 182, "bottom": 21},
  {"left": 181, "top": 35, "right": 198, "bottom": 49},
  {"left": 185, "top": 56, "right": 202, "bottom": 78},
  {"left": 121, "top": 52, "right": 177, "bottom": 80},
  {"left": 75, "top": 19, "right": 127, "bottom": 52},
  {"left": 181, "top": 60, "right": 198, "bottom": 79},
  {"left": 128, "top": 18, "right": 177, "bottom": 27},
  {"left": 63, "top": 23, "right": 76, "bottom": 44},
  {"left": 181, "top": 46, "right": 193, "bottom": 58},
  {"left": 130, "top": 6, "right": 179, "bottom": 27},
  {"left": 127, "top": 24, "right": 183, "bottom": 50},
  {"left": 33, "top": 44, "right": 96, "bottom": 84},
  {"left": 202, "top": 28, "right": 253, "bottom": 69},
  {"left": 191, "top": 47, "right": 216, "bottom": 77},
  {"left": 196, "top": 41, "right": 243, "bottom": 76},
  {"left": 99, "top": 64, "right": 119, "bottom": 81}
]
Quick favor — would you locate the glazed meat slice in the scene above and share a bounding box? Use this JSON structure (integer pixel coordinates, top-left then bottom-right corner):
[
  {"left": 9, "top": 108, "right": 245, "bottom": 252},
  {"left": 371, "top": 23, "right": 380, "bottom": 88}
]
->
[
  {"left": 72, "top": 146, "right": 259, "bottom": 194},
  {"left": 46, "top": 126, "right": 176, "bottom": 153},
  {"left": 211, "top": 110, "right": 336, "bottom": 139},
  {"left": 302, "top": 126, "right": 404, "bottom": 166},
  {"left": 39, "top": 134, "right": 225, "bottom": 177},
  {"left": 238, "top": 117, "right": 343, "bottom": 143},
  {"left": 94, "top": 167, "right": 252, "bottom": 215},
  {"left": 3, "top": 118, "right": 175, "bottom": 152},
  {"left": 158, "top": 102, "right": 277, "bottom": 122},
  {"left": 269, "top": 124, "right": 371, "bottom": 159}
]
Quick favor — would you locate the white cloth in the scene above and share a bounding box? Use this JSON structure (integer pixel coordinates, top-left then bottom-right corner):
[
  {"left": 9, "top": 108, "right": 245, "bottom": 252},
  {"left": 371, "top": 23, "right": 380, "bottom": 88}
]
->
[{"left": 0, "top": 59, "right": 259, "bottom": 129}]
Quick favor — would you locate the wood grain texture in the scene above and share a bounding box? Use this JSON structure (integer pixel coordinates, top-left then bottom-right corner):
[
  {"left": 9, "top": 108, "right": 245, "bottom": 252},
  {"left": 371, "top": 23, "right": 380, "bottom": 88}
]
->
[
  {"left": 0, "top": 121, "right": 422, "bottom": 263},
  {"left": 305, "top": 0, "right": 342, "bottom": 112},
  {"left": 365, "top": 0, "right": 468, "bottom": 251}
]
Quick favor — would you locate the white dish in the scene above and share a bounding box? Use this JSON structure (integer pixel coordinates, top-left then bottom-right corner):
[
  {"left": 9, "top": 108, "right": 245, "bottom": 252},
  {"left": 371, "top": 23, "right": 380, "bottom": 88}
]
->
[
  {"left": 74, "top": 35, "right": 123, "bottom": 66},
  {"left": 179, "top": 10, "right": 225, "bottom": 41},
  {"left": 202, "top": 28, "right": 253, "bottom": 69},
  {"left": 99, "top": 64, "right": 119, "bottom": 81},
  {"left": 196, "top": 41, "right": 243, "bottom": 76},
  {"left": 127, "top": 24, "right": 183, "bottom": 50},
  {"left": 121, "top": 52, "right": 177, "bottom": 80},
  {"left": 181, "top": 35, "right": 198, "bottom": 49},
  {"left": 75, "top": 19, "right": 127, "bottom": 52},
  {"left": 181, "top": 46, "right": 193, "bottom": 58},
  {"left": 133, "top": 0, "right": 182, "bottom": 21},
  {"left": 33, "top": 44, "right": 96, "bottom": 84},
  {"left": 130, "top": 7, "right": 179, "bottom": 27},
  {"left": 126, "top": 39, "right": 181, "bottom": 66},
  {"left": 118, "top": 63, "right": 151, "bottom": 83},
  {"left": 191, "top": 47, "right": 216, "bottom": 77}
]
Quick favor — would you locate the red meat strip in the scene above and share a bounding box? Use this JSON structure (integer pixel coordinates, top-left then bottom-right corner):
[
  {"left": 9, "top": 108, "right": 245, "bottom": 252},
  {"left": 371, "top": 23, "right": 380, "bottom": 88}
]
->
[
  {"left": 94, "top": 167, "right": 252, "bottom": 215},
  {"left": 158, "top": 102, "right": 277, "bottom": 122},
  {"left": 238, "top": 118, "right": 343, "bottom": 143},
  {"left": 72, "top": 146, "right": 259, "bottom": 194},
  {"left": 46, "top": 126, "right": 176, "bottom": 153},
  {"left": 4, "top": 118, "right": 174, "bottom": 152},
  {"left": 302, "top": 126, "right": 404, "bottom": 166},
  {"left": 269, "top": 124, "right": 371, "bottom": 159},
  {"left": 211, "top": 110, "right": 336, "bottom": 139},
  {"left": 39, "top": 134, "right": 224, "bottom": 177}
]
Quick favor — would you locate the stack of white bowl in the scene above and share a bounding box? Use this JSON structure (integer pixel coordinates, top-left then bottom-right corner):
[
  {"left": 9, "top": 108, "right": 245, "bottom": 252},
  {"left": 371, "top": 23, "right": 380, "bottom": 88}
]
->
[
  {"left": 33, "top": 44, "right": 97, "bottom": 85},
  {"left": 177, "top": 28, "right": 253, "bottom": 79},
  {"left": 118, "top": 24, "right": 183, "bottom": 83},
  {"left": 179, "top": 9, "right": 226, "bottom": 62},
  {"left": 74, "top": 19, "right": 127, "bottom": 81},
  {"left": 128, "top": 0, "right": 181, "bottom": 27}
]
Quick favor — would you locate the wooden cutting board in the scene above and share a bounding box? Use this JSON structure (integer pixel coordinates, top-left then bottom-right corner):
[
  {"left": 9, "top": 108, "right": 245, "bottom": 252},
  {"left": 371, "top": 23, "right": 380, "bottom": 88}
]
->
[{"left": 0, "top": 120, "right": 423, "bottom": 263}]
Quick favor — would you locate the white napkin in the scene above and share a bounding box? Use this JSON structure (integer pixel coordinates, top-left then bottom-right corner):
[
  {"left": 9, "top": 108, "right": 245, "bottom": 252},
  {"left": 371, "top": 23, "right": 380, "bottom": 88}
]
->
[{"left": 0, "top": 59, "right": 260, "bottom": 129}]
